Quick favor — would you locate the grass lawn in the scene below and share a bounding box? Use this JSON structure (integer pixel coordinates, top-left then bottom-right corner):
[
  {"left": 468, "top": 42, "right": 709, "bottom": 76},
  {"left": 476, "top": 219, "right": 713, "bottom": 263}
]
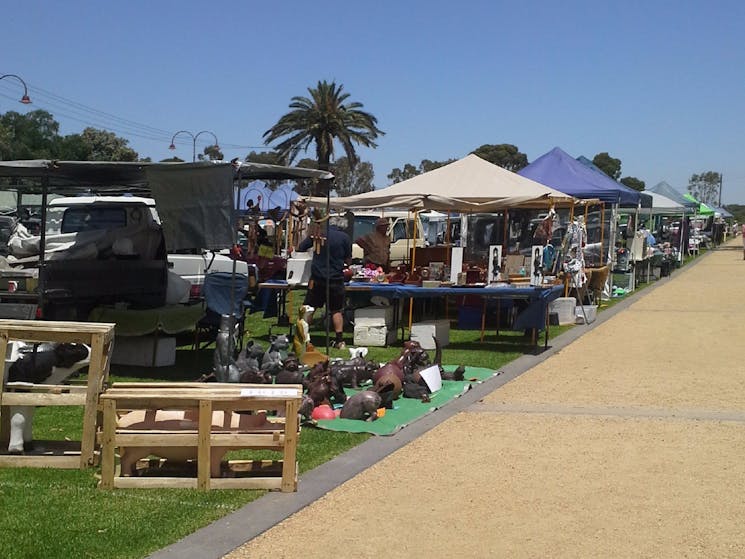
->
[{"left": 0, "top": 282, "right": 648, "bottom": 559}]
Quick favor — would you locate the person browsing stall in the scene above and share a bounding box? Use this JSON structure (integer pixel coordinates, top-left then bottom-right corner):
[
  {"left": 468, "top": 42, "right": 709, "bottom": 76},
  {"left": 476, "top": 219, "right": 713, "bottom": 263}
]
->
[
  {"left": 355, "top": 217, "right": 391, "bottom": 272},
  {"left": 297, "top": 218, "right": 352, "bottom": 349}
]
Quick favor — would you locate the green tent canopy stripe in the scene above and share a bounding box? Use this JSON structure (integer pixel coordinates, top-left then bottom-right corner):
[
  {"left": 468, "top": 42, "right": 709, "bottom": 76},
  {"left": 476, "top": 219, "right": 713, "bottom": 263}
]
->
[{"left": 313, "top": 366, "right": 497, "bottom": 436}]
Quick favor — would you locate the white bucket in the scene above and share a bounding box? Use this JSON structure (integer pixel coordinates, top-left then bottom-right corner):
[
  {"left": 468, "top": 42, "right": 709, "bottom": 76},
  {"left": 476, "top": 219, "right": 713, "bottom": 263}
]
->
[{"left": 418, "top": 365, "right": 442, "bottom": 393}]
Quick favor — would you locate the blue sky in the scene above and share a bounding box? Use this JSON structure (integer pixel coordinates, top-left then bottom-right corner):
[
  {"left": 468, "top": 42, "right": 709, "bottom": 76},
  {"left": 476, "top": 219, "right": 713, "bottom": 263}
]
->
[{"left": 2, "top": 1, "right": 744, "bottom": 202}]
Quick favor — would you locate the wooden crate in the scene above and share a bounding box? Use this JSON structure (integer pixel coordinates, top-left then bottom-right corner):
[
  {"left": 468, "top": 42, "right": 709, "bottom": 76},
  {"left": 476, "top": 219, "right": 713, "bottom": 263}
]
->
[
  {"left": 0, "top": 319, "right": 115, "bottom": 469},
  {"left": 98, "top": 382, "right": 302, "bottom": 491}
]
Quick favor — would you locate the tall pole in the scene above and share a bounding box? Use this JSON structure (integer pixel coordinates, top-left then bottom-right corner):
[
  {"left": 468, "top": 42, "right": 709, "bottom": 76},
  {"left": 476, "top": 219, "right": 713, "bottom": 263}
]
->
[{"left": 719, "top": 173, "right": 723, "bottom": 207}]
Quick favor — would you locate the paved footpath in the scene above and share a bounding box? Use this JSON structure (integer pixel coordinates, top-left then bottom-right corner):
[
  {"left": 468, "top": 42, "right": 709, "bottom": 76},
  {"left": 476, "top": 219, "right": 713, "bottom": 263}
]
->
[{"left": 153, "top": 238, "right": 745, "bottom": 559}]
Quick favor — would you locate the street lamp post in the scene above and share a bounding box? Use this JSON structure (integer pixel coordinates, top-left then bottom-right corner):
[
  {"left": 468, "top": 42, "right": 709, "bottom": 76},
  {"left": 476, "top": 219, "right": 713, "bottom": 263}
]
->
[
  {"left": 0, "top": 74, "right": 32, "bottom": 104},
  {"left": 169, "top": 130, "right": 219, "bottom": 162}
]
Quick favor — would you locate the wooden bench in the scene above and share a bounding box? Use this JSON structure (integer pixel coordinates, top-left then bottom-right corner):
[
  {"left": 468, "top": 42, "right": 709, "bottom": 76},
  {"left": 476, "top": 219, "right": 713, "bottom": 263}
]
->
[
  {"left": 98, "top": 382, "right": 302, "bottom": 491},
  {"left": 0, "top": 319, "right": 115, "bottom": 469}
]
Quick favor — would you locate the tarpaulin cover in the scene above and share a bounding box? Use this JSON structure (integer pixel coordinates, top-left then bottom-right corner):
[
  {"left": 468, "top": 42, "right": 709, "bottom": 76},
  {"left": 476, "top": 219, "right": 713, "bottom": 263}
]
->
[
  {"left": 519, "top": 147, "right": 642, "bottom": 207},
  {"left": 147, "top": 164, "right": 235, "bottom": 251},
  {"left": 313, "top": 365, "right": 497, "bottom": 435}
]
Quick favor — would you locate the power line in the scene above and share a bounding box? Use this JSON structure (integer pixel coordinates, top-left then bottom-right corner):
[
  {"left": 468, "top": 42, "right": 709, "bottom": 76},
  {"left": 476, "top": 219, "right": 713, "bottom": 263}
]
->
[{"left": 1, "top": 76, "right": 274, "bottom": 152}]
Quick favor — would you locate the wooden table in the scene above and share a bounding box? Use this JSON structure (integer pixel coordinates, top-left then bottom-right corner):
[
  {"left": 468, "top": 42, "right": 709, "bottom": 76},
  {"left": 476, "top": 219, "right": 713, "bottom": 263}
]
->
[
  {"left": 0, "top": 319, "right": 115, "bottom": 469},
  {"left": 99, "top": 382, "right": 302, "bottom": 491}
]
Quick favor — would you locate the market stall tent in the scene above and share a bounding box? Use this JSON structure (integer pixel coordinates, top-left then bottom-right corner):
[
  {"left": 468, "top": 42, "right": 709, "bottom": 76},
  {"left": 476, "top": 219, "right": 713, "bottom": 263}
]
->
[
  {"left": 647, "top": 181, "right": 699, "bottom": 210},
  {"left": 518, "top": 147, "right": 643, "bottom": 207},
  {"left": 682, "top": 193, "right": 715, "bottom": 216},
  {"left": 302, "top": 154, "right": 577, "bottom": 211},
  {"left": 642, "top": 191, "right": 689, "bottom": 216}
]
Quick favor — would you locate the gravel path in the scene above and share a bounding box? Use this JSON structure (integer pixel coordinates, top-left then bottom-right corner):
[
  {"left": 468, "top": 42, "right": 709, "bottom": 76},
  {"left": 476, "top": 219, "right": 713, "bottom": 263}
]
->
[{"left": 223, "top": 240, "right": 745, "bottom": 559}]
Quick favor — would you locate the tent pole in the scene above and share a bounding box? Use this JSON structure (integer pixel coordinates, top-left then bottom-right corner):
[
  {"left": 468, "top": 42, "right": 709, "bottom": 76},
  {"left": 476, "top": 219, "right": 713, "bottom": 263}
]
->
[
  {"left": 600, "top": 204, "right": 605, "bottom": 266},
  {"left": 407, "top": 210, "right": 418, "bottom": 335},
  {"left": 38, "top": 173, "right": 49, "bottom": 317}
]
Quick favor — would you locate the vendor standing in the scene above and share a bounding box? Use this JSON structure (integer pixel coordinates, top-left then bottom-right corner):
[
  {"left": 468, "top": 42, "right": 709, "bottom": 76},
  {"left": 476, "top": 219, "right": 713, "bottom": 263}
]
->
[
  {"left": 355, "top": 217, "right": 391, "bottom": 272},
  {"left": 297, "top": 219, "right": 352, "bottom": 349}
]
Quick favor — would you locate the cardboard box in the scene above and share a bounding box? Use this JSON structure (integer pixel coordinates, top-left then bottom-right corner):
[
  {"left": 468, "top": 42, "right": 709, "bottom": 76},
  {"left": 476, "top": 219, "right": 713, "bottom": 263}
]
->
[
  {"left": 112, "top": 335, "right": 176, "bottom": 367},
  {"left": 353, "top": 324, "right": 396, "bottom": 347},
  {"left": 410, "top": 319, "right": 450, "bottom": 349},
  {"left": 354, "top": 305, "right": 395, "bottom": 327}
]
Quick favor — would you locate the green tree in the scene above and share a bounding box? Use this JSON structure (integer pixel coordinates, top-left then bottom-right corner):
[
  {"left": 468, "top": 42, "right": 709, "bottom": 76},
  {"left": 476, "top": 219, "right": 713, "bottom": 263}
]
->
[
  {"left": 471, "top": 144, "right": 528, "bottom": 171},
  {"left": 332, "top": 156, "right": 374, "bottom": 197},
  {"left": 387, "top": 163, "right": 420, "bottom": 184},
  {"left": 245, "top": 150, "right": 286, "bottom": 166},
  {"left": 200, "top": 144, "right": 223, "bottom": 161},
  {"left": 60, "top": 127, "right": 138, "bottom": 161},
  {"left": 159, "top": 156, "right": 185, "bottom": 162},
  {"left": 688, "top": 171, "right": 722, "bottom": 206},
  {"left": 592, "top": 152, "right": 622, "bottom": 180},
  {"left": 0, "top": 110, "right": 60, "bottom": 159},
  {"left": 387, "top": 159, "right": 455, "bottom": 184},
  {"left": 620, "top": 176, "right": 646, "bottom": 191},
  {"left": 263, "top": 80, "right": 384, "bottom": 196}
]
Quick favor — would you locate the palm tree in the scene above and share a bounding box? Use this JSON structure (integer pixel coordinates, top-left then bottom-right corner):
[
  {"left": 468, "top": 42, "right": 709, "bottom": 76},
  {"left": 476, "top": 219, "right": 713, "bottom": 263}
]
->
[{"left": 263, "top": 80, "right": 383, "bottom": 196}]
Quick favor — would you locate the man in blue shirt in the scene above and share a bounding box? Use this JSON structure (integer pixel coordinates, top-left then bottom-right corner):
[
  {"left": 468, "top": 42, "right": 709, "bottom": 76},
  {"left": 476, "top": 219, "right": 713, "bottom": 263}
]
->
[{"left": 297, "top": 220, "right": 352, "bottom": 349}]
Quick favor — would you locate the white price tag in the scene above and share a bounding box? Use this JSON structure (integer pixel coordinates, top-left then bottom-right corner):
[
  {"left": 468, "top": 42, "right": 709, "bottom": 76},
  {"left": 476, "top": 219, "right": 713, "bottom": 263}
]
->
[{"left": 240, "top": 388, "right": 298, "bottom": 397}]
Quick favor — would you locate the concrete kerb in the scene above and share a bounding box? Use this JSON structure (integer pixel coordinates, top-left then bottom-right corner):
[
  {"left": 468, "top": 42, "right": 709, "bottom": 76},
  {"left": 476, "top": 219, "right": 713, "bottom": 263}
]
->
[{"left": 148, "top": 253, "right": 709, "bottom": 559}]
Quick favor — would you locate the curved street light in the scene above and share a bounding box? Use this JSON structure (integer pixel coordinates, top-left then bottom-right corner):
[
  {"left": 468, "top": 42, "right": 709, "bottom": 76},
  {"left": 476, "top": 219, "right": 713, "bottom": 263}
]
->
[
  {"left": 168, "top": 130, "right": 219, "bottom": 162},
  {"left": 0, "top": 74, "right": 32, "bottom": 104}
]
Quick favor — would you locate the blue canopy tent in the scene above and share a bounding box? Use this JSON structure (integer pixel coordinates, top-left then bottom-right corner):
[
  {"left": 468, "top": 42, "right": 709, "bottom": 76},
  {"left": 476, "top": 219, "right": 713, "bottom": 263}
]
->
[
  {"left": 519, "top": 147, "right": 646, "bottom": 285},
  {"left": 519, "top": 147, "right": 644, "bottom": 207},
  {"left": 575, "top": 156, "right": 652, "bottom": 209}
]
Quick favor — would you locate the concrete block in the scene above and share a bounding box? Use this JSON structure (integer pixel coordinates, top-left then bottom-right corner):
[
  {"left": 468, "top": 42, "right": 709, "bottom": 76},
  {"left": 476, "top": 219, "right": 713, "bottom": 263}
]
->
[
  {"left": 549, "top": 297, "right": 576, "bottom": 325},
  {"left": 354, "top": 305, "right": 395, "bottom": 327},
  {"left": 353, "top": 324, "right": 395, "bottom": 347},
  {"left": 410, "top": 319, "right": 450, "bottom": 349}
]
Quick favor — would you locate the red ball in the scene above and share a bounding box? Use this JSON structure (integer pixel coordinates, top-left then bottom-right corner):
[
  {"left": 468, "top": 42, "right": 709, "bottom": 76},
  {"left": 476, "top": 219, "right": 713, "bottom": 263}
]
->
[{"left": 311, "top": 404, "right": 336, "bottom": 421}]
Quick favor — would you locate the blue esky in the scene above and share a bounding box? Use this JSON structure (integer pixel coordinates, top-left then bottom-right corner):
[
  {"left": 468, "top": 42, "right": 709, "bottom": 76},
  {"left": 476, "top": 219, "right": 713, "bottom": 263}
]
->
[{"left": 2, "top": 0, "right": 744, "bottom": 202}]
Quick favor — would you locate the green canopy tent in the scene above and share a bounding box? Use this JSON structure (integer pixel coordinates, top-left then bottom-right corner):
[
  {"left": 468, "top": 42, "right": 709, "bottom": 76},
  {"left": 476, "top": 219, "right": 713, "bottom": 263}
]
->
[{"left": 682, "top": 193, "right": 715, "bottom": 216}]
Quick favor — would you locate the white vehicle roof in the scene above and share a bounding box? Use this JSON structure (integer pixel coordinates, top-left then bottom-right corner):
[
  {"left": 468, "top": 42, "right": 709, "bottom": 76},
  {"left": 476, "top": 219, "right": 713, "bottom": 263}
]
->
[{"left": 50, "top": 196, "right": 156, "bottom": 206}]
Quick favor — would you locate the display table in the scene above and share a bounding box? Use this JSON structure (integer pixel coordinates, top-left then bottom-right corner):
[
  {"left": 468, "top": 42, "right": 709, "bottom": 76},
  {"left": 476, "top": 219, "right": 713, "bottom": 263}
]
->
[
  {"left": 0, "top": 319, "right": 115, "bottom": 469},
  {"left": 260, "top": 281, "right": 564, "bottom": 348}
]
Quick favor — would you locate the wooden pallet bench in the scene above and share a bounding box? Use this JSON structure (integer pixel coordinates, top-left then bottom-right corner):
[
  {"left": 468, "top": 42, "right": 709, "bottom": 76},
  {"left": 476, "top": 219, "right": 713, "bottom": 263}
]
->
[
  {"left": 0, "top": 319, "right": 115, "bottom": 469},
  {"left": 98, "top": 382, "right": 302, "bottom": 491}
]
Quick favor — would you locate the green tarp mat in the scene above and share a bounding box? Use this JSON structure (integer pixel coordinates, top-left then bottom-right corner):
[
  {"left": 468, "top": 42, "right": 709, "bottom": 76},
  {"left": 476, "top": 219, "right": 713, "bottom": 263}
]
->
[{"left": 313, "top": 365, "right": 497, "bottom": 436}]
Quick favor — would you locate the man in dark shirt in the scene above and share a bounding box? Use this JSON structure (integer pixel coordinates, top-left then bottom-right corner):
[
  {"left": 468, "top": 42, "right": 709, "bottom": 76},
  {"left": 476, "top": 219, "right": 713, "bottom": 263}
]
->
[{"left": 297, "top": 222, "right": 352, "bottom": 349}]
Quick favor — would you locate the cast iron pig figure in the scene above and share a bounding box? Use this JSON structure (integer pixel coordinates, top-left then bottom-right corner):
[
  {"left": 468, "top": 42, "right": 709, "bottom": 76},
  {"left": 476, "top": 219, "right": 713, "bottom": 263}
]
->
[
  {"left": 340, "top": 391, "right": 382, "bottom": 421},
  {"left": 306, "top": 371, "right": 347, "bottom": 407},
  {"left": 329, "top": 356, "right": 378, "bottom": 388}
]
